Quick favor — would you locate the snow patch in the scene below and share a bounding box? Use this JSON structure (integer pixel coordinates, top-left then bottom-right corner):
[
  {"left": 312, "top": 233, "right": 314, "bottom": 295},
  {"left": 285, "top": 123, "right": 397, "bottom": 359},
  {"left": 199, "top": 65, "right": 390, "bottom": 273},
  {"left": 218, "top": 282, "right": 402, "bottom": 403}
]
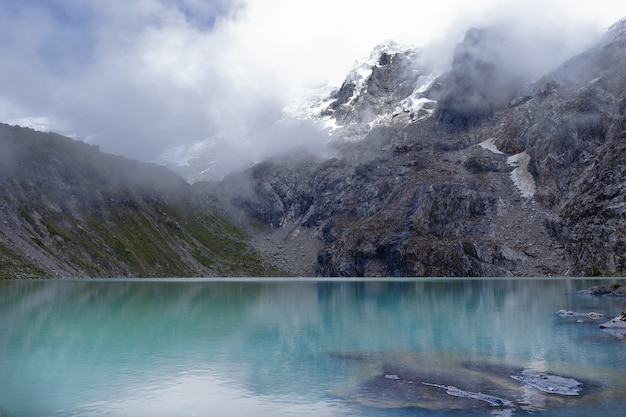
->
[
  {"left": 283, "top": 41, "right": 435, "bottom": 140},
  {"left": 282, "top": 85, "right": 344, "bottom": 135},
  {"left": 394, "top": 72, "right": 438, "bottom": 121},
  {"left": 479, "top": 138, "right": 503, "bottom": 155},
  {"left": 320, "top": 115, "right": 341, "bottom": 133},
  {"left": 345, "top": 62, "right": 374, "bottom": 102},
  {"left": 282, "top": 85, "right": 337, "bottom": 121},
  {"left": 344, "top": 40, "right": 416, "bottom": 103},
  {"left": 507, "top": 152, "right": 536, "bottom": 198},
  {"left": 395, "top": 97, "right": 436, "bottom": 121}
]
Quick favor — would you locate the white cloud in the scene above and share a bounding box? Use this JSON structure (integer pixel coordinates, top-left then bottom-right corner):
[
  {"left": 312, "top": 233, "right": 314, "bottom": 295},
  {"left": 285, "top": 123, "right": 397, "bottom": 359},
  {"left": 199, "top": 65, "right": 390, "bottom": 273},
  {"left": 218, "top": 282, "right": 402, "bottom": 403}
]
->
[{"left": 1, "top": 0, "right": 625, "bottom": 164}]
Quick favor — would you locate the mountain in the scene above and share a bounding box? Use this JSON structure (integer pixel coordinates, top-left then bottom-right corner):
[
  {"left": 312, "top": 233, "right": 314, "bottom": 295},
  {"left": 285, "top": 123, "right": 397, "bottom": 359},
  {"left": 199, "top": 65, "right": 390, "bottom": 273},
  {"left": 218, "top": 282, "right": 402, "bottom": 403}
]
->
[
  {"left": 290, "top": 40, "right": 439, "bottom": 144},
  {"left": 3, "top": 20, "right": 625, "bottom": 278},
  {"left": 0, "top": 124, "right": 284, "bottom": 278},
  {"left": 202, "top": 18, "right": 626, "bottom": 277}
]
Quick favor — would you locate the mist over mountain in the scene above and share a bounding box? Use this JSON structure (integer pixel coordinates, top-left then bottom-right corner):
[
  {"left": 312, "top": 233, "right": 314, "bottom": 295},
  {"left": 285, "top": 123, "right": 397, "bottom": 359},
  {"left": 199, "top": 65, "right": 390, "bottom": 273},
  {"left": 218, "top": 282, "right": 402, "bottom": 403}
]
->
[
  {"left": 200, "top": 17, "right": 626, "bottom": 277},
  {"left": 2, "top": 17, "right": 626, "bottom": 278},
  {"left": 0, "top": 124, "right": 283, "bottom": 278},
  {"left": 154, "top": 10, "right": 609, "bottom": 183}
]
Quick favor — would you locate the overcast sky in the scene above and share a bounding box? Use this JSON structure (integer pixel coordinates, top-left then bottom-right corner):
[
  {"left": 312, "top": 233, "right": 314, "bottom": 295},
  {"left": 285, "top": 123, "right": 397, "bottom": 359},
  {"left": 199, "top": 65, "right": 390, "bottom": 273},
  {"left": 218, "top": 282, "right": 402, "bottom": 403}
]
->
[{"left": 1, "top": 0, "right": 625, "bottom": 161}]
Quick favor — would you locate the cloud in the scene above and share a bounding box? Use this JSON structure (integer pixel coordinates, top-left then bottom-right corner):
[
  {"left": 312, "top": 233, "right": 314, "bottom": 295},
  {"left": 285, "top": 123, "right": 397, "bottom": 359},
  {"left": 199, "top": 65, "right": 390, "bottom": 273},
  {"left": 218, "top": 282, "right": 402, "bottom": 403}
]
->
[
  {"left": 0, "top": 0, "right": 243, "bottom": 156},
  {"left": 1, "top": 0, "right": 625, "bottom": 169}
]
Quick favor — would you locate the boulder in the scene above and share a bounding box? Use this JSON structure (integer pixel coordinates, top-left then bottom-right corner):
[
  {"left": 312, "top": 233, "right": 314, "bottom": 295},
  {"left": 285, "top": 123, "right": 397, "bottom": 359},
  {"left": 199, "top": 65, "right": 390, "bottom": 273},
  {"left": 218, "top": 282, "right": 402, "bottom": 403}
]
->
[
  {"left": 556, "top": 309, "right": 605, "bottom": 319},
  {"left": 599, "top": 310, "right": 626, "bottom": 329}
]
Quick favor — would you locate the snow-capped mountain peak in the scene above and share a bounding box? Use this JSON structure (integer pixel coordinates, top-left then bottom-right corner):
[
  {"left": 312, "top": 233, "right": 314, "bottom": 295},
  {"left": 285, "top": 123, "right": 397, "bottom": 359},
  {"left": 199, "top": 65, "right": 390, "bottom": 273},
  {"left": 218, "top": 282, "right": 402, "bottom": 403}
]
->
[
  {"left": 342, "top": 40, "right": 417, "bottom": 103},
  {"left": 283, "top": 40, "right": 438, "bottom": 144}
]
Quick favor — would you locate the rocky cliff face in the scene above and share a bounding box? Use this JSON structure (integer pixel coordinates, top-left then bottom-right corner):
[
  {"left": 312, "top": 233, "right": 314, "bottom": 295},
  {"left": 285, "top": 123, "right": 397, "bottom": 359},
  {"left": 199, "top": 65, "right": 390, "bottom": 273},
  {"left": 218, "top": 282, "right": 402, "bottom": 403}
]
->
[
  {"left": 205, "top": 19, "right": 626, "bottom": 277},
  {"left": 0, "top": 124, "right": 282, "bottom": 278}
]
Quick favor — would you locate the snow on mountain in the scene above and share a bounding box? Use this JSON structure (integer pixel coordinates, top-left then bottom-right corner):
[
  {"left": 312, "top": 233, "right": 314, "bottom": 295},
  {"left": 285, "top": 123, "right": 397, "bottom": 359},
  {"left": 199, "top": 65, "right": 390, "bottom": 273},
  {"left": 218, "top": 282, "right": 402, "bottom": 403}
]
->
[
  {"left": 392, "top": 72, "right": 438, "bottom": 121},
  {"left": 282, "top": 84, "right": 339, "bottom": 131},
  {"left": 507, "top": 151, "right": 536, "bottom": 199},
  {"left": 283, "top": 40, "right": 438, "bottom": 144},
  {"left": 342, "top": 40, "right": 416, "bottom": 103},
  {"left": 159, "top": 40, "right": 440, "bottom": 182}
]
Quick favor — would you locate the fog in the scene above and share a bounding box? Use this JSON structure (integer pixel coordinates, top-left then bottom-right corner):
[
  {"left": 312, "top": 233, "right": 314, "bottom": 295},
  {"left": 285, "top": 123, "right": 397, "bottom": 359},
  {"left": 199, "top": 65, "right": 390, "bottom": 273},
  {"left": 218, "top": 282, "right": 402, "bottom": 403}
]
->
[{"left": 0, "top": 0, "right": 624, "bottom": 177}]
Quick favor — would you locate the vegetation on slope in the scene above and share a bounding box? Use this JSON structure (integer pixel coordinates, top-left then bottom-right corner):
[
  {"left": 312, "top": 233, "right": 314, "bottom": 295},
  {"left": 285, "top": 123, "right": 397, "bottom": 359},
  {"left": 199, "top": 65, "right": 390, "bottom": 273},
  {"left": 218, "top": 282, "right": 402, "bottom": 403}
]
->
[{"left": 0, "top": 124, "right": 284, "bottom": 278}]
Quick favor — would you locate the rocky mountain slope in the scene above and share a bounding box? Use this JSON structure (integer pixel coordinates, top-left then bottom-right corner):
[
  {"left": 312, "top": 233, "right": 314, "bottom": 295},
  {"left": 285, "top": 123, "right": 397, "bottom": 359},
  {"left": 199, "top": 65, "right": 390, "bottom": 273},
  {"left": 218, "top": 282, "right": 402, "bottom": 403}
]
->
[
  {"left": 0, "top": 124, "right": 283, "bottom": 278},
  {"left": 202, "top": 18, "right": 626, "bottom": 277}
]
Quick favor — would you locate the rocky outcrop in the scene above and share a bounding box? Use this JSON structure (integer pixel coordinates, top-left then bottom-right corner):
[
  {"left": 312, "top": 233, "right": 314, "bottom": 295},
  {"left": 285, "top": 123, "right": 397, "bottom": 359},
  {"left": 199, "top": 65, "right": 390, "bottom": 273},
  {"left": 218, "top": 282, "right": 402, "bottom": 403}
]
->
[
  {"left": 323, "top": 43, "right": 423, "bottom": 121},
  {"left": 574, "top": 282, "right": 626, "bottom": 297},
  {"left": 556, "top": 310, "right": 605, "bottom": 319},
  {"left": 319, "top": 42, "right": 435, "bottom": 142},
  {"left": 599, "top": 310, "right": 626, "bottom": 329}
]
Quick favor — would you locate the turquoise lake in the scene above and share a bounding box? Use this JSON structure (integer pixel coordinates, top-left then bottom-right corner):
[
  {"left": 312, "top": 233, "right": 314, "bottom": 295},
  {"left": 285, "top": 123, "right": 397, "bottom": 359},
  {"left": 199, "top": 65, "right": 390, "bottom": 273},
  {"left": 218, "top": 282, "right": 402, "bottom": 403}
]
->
[{"left": 1, "top": 278, "right": 625, "bottom": 416}]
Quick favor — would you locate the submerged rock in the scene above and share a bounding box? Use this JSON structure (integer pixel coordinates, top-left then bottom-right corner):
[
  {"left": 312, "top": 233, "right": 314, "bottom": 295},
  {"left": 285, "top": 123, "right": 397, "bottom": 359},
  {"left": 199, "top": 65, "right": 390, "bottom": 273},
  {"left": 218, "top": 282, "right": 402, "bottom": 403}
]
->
[
  {"left": 600, "top": 327, "right": 626, "bottom": 339},
  {"left": 330, "top": 351, "right": 594, "bottom": 411},
  {"left": 421, "top": 382, "right": 513, "bottom": 407},
  {"left": 347, "top": 373, "right": 513, "bottom": 411},
  {"left": 511, "top": 373, "right": 583, "bottom": 396}
]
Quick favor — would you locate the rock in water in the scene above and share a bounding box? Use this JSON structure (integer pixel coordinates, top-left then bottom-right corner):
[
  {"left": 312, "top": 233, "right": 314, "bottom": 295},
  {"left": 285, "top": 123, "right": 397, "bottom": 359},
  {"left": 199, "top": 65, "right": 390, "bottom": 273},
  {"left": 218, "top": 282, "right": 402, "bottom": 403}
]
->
[
  {"left": 330, "top": 351, "right": 608, "bottom": 411},
  {"left": 511, "top": 373, "right": 583, "bottom": 395},
  {"left": 421, "top": 382, "right": 513, "bottom": 407},
  {"left": 556, "top": 309, "right": 605, "bottom": 319},
  {"left": 599, "top": 311, "right": 626, "bottom": 329},
  {"left": 575, "top": 283, "right": 626, "bottom": 297}
]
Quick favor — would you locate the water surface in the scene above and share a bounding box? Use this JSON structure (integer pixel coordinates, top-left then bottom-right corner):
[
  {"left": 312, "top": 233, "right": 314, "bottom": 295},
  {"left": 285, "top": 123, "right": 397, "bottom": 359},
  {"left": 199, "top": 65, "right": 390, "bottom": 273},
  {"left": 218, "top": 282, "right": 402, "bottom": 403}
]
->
[{"left": 1, "top": 278, "right": 625, "bottom": 416}]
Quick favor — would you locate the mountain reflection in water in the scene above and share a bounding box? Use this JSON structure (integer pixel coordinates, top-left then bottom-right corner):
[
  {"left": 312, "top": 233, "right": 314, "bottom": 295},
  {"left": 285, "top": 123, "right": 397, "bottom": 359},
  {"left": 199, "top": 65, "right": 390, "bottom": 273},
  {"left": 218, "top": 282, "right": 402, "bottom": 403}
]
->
[{"left": 0, "top": 278, "right": 624, "bottom": 416}]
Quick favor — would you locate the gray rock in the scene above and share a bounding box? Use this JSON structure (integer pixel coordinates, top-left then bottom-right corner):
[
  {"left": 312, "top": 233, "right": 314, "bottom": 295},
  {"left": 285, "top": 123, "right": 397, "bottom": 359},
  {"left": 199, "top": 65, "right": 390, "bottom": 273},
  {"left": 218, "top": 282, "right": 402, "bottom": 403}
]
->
[
  {"left": 556, "top": 310, "right": 605, "bottom": 319},
  {"left": 599, "top": 311, "right": 626, "bottom": 329},
  {"left": 575, "top": 283, "right": 626, "bottom": 297}
]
